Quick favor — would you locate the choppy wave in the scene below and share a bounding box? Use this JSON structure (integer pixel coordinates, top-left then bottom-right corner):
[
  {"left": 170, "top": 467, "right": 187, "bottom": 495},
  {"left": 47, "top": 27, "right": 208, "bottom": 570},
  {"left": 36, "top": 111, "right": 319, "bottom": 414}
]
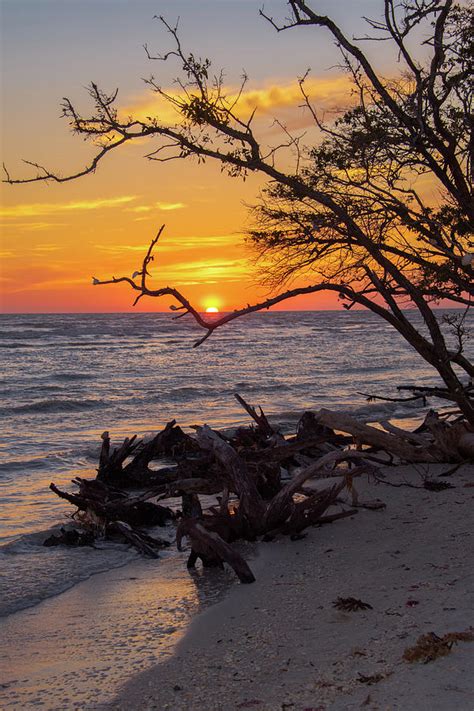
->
[
  {"left": 0, "top": 528, "right": 140, "bottom": 617},
  {"left": 0, "top": 455, "right": 64, "bottom": 473},
  {"left": 53, "top": 371, "right": 94, "bottom": 381},
  {"left": 0, "top": 342, "right": 38, "bottom": 349},
  {"left": 9, "top": 398, "right": 105, "bottom": 415}
]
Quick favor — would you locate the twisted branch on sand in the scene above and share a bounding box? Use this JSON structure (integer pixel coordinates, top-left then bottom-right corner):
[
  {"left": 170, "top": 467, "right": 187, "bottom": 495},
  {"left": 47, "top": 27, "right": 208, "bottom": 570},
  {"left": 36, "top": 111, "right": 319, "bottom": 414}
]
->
[{"left": 46, "top": 393, "right": 473, "bottom": 583}]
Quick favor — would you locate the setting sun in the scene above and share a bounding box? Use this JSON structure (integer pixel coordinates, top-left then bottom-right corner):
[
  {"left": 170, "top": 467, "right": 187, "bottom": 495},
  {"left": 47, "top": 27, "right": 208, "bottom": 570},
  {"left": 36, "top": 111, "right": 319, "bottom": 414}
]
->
[{"left": 205, "top": 306, "right": 219, "bottom": 313}]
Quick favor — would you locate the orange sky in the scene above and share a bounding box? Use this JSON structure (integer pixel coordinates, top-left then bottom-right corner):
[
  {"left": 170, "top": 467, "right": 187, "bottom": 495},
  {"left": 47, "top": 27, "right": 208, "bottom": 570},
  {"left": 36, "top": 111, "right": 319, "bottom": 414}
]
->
[{"left": 0, "top": 1, "right": 396, "bottom": 314}]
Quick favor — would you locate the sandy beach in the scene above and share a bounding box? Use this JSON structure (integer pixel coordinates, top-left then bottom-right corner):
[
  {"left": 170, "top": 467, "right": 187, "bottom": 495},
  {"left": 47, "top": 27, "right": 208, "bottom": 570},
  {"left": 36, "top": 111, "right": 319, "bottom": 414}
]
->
[
  {"left": 108, "top": 463, "right": 474, "bottom": 711},
  {"left": 1, "top": 463, "right": 473, "bottom": 711},
  {"left": 0, "top": 550, "right": 242, "bottom": 710}
]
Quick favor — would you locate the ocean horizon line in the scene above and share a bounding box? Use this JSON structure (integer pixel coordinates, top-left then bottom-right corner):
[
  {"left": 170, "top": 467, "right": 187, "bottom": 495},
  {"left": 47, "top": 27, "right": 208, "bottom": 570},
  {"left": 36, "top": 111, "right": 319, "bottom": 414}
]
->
[{"left": 0, "top": 306, "right": 459, "bottom": 316}]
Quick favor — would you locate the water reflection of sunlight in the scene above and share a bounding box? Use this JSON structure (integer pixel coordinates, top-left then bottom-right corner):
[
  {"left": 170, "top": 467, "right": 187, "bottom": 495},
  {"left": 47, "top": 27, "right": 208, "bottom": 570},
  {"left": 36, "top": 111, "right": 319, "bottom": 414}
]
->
[
  {"left": 0, "top": 557, "right": 218, "bottom": 708},
  {"left": 0, "top": 465, "right": 96, "bottom": 541}
]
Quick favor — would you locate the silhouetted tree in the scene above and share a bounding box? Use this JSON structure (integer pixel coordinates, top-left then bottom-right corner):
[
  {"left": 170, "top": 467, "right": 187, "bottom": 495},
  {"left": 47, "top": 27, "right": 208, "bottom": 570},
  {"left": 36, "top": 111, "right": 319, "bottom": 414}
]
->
[{"left": 4, "top": 1, "right": 473, "bottom": 422}]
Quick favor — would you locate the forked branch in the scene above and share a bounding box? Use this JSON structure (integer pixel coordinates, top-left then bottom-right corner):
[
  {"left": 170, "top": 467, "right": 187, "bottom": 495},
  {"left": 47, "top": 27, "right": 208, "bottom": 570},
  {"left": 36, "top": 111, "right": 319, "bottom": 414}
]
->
[{"left": 91, "top": 225, "right": 417, "bottom": 348}]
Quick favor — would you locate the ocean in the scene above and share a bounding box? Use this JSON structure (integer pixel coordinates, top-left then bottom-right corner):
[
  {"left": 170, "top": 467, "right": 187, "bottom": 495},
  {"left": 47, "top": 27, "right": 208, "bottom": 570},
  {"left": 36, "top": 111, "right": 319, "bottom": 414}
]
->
[{"left": 0, "top": 309, "right": 471, "bottom": 617}]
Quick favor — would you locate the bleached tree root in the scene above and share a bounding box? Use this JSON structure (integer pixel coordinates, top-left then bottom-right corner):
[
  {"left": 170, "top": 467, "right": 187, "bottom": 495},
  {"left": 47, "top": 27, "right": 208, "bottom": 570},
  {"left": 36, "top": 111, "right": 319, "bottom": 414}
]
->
[
  {"left": 46, "top": 395, "right": 472, "bottom": 583},
  {"left": 313, "top": 409, "right": 473, "bottom": 463}
]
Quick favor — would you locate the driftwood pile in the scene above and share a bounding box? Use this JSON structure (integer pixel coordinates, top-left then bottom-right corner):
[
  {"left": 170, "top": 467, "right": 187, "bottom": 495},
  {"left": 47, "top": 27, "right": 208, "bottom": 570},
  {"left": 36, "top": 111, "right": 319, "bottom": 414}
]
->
[{"left": 45, "top": 395, "right": 474, "bottom": 583}]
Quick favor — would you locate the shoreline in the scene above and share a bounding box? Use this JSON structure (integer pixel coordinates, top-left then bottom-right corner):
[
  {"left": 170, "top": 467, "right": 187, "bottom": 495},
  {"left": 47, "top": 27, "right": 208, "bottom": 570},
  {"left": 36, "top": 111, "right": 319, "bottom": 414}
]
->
[
  {"left": 108, "top": 464, "right": 474, "bottom": 711},
  {"left": 0, "top": 550, "right": 239, "bottom": 710}
]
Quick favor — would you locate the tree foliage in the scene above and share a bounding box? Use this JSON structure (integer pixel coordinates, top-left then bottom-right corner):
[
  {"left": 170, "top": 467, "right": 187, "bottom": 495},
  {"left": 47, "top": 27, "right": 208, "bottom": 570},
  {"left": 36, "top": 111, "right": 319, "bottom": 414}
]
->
[{"left": 4, "top": 1, "right": 473, "bottom": 422}]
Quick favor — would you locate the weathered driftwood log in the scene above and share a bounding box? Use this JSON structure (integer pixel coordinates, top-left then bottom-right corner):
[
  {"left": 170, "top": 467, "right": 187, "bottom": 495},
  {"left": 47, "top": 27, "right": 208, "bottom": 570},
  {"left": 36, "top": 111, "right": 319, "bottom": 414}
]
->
[
  {"left": 314, "top": 409, "right": 438, "bottom": 462},
  {"left": 197, "top": 425, "right": 266, "bottom": 537},
  {"left": 459, "top": 432, "right": 474, "bottom": 459},
  {"left": 263, "top": 449, "right": 368, "bottom": 531},
  {"left": 295, "top": 411, "right": 349, "bottom": 451},
  {"left": 103, "top": 454, "right": 223, "bottom": 498},
  {"left": 177, "top": 518, "right": 256, "bottom": 583},
  {"left": 49, "top": 482, "right": 173, "bottom": 526},
  {"left": 378, "top": 420, "right": 432, "bottom": 446},
  {"left": 244, "top": 477, "right": 351, "bottom": 539},
  {"left": 97, "top": 420, "right": 198, "bottom": 485},
  {"left": 242, "top": 436, "right": 326, "bottom": 463},
  {"left": 416, "top": 411, "right": 474, "bottom": 461},
  {"left": 264, "top": 481, "right": 354, "bottom": 538},
  {"left": 234, "top": 393, "right": 277, "bottom": 439},
  {"left": 122, "top": 421, "right": 198, "bottom": 480},
  {"left": 107, "top": 521, "right": 169, "bottom": 558},
  {"left": 164, "top": 476, "right": 224, "bottom": 497},
  {"left": 166, "top": 425, "right": 362, "bottom": 580},
  {"left": 250, "top": 460, "right": 282, "bottom": 499},
  {"left": 54, "top": 393, "right": 465, "bottom": 582},
  {"left": 97, "top": 432, "right": 139, "bottom": 482},
  {"left": 181, "top": 492, "right": 203, "bottom": 519},
  {"left": 192, "top": 430, "right": 361, "bottom": 541},
  {"left": 43, "top": 527, "right": 95, "bottom": 548}
]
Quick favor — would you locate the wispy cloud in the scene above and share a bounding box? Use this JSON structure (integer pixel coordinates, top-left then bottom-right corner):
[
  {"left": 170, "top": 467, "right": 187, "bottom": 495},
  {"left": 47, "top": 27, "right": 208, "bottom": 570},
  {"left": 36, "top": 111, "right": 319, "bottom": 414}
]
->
[
  {"left": 157, "top": 201, "right": 186, "bottom": 211},
  {"left": 127, "top": 201, "right": 186, "bottom": 214},
  {"left": 172, "top": 234, "right": 243, "bottom": 250},
  {"left": 91, "top": 255, "right": 249, "bottom": 284},
  {"left": 157, "top": 258, "right": 249, "bottom": 282},
  {"left": 0, "top": 221, "right": 68, "bottom": 232},
  {"left": 0, "top": 244, "right": 61, "bottom": 260},
  {"left": 32, "top": 243, "right": 61, "bottom": 253},
  {"left": 94, "top": 233, "right": 243, "bottom": 255},
  {"left": 237, "top": 75, "right": 351, "bottom": 115},
  {"left": 0, "top": 196, "right": 137, "bottom": 219},
  {"left": 94, "top": 243, "right": 152, "bottom": 254},
  {"left": 123, "top": 74, "right": 351, "bottom": 126},
  {"left": 11, "top": 277, "right": 89, "bottom": 293}
]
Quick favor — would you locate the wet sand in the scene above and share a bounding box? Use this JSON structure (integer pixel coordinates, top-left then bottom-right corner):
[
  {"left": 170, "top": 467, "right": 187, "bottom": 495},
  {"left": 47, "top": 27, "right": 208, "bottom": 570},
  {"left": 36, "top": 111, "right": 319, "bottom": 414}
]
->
[
  {"left": 109, "top": 464, "right": 474, "bottom": 711},
  {"left": 0, "top": 553, "right": 236, "bottom": 709}
]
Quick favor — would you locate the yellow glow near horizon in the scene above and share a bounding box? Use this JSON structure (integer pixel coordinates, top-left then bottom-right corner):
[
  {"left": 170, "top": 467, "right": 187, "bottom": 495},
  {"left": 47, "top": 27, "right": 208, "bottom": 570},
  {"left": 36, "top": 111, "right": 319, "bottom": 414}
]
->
[{"left": 205, "top": 306, "right": 219, "bottom": 313}]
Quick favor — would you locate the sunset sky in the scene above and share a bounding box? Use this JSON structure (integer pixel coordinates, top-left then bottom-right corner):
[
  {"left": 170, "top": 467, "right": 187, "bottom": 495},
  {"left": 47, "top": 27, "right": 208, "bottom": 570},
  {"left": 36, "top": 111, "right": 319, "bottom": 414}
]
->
[{"left": 1, "top": 1, "right": 395, "bottom": 313}]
